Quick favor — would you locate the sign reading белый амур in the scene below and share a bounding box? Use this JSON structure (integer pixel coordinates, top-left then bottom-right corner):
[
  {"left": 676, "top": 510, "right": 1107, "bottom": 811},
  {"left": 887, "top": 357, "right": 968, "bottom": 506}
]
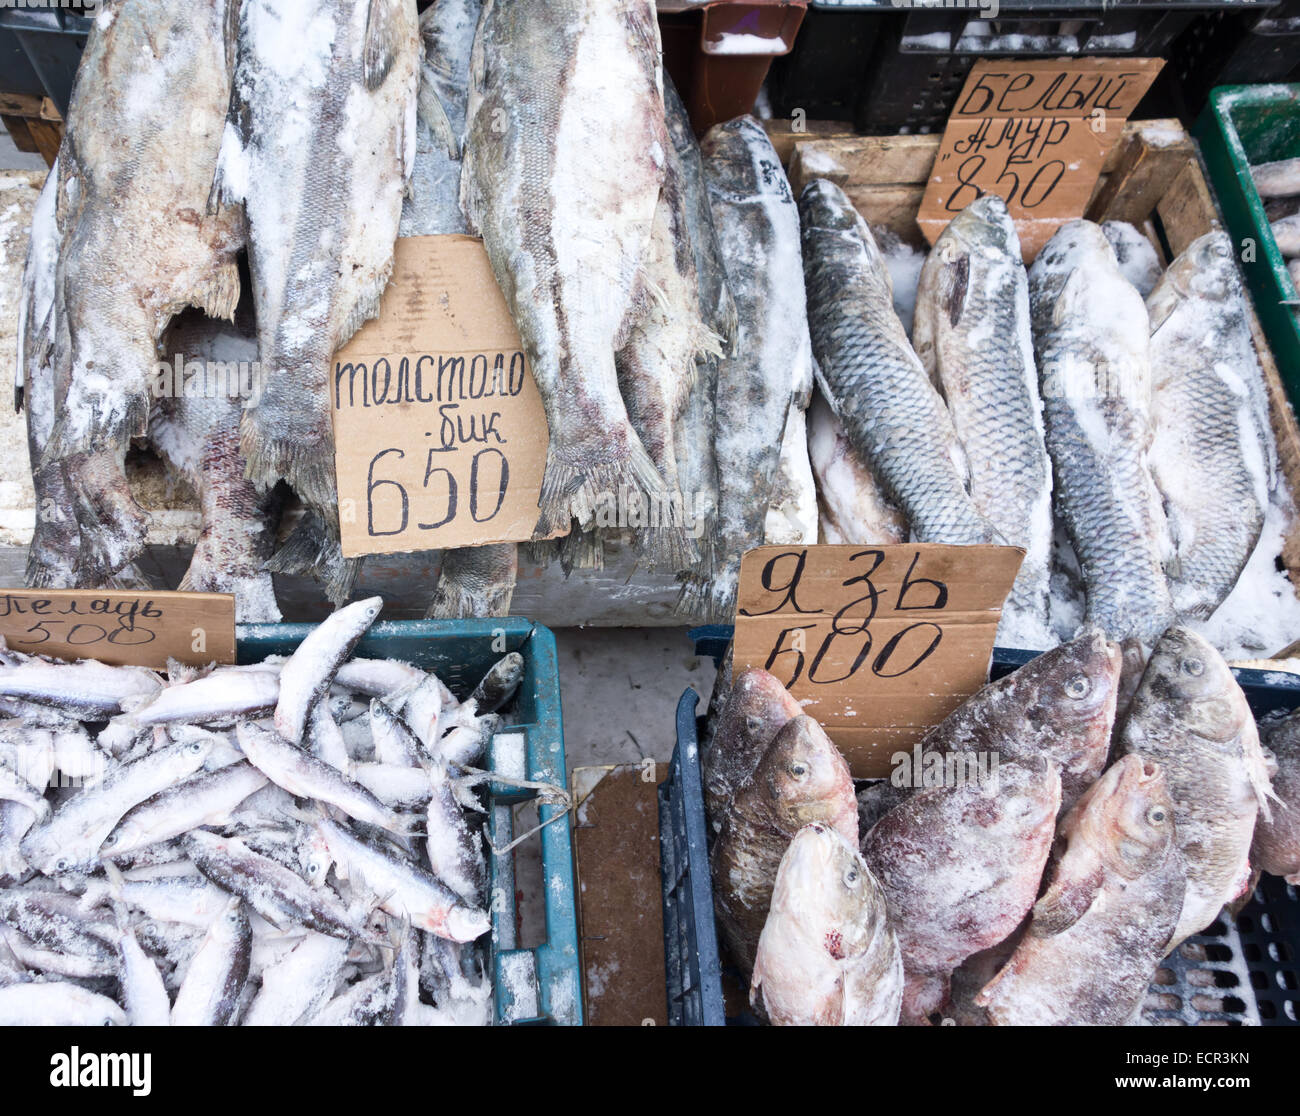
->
[
  {"left": 330, "top": 234, "right": 555, "bottom": 558},
  {"left": 733, "top": 544, "right": 1024, "bottom": 779},
  {"left": 917, "top": 57, "right": 1164, "bottom": 262}
]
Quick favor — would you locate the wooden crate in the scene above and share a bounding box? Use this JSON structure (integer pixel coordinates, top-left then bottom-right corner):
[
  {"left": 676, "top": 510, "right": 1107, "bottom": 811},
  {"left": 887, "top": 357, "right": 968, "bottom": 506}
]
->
[
  {"left": 785, "top": 119, "right": 1300, "bottom": 584},
  {"left": 0, "top": 91, "right": 62, "bottom": 167}
]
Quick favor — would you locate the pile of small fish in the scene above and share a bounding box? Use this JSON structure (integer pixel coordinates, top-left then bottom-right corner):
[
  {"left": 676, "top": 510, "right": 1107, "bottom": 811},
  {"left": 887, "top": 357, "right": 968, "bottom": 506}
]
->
[
  {"left": 704, "top": 627, "right": 1293, "bottom": 1026},
  {"left": 802, "top": 178, "right": 1283, "bottom": 653},
  {"left": 1252, "top": 154, "right": 1300, "bottom": 298},
  {"left": 0, "top": 595, "right": 526, "bottom": 1026}
]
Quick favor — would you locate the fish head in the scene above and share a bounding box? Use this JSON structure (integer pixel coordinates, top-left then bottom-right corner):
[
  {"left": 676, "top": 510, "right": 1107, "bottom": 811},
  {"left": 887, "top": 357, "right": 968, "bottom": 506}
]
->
[
  {"left": 1017, "top": 629, "right": 1122, "bottom": 761},
  {"left": 770, "top": 823, "right": 887, "bottom": 959},
  {"left": 717, "top": 667, "right": 802, "bottom": 746},
  {"left": 946, "top": 194, "right": 1021, "bottom": 261},
  {"left": 702, "top": 116, "right": 787, "bottom": 200},
  {"left": 1066, "top": 755, "right": 1177, "bottom": 879},
  {"left": 759, "top": 715, "right": 854, "bottom": 831},
  {"left": 1157, "top": 230, "right": 1237, "bottom": 305},
  {"left": 961, "top": 758, "right": 1061, "bottom": 845},
  {"left": 1141, "top": 627, "right": 1251, "bottom": 746}
]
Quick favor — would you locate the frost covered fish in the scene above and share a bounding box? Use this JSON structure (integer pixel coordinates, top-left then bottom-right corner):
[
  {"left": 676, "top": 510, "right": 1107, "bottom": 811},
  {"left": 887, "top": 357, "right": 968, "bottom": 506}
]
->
[
  {"left": 1028, "top": 219, "right": 1173, "bottom": 642},
  {"left": 913, "top": 195, "right": 1052, "bottom": 632},
  {"left": 1272, "top": 214, "right": 1300, "bottom": 258},
  {"left": 217, "top": 0, "right": 419, "bottom": 603},
  {"left": 428, "top": 544, "right": 518, "bottom": 620},
  {"left": 16, "top": 162, "right": 79, "bottom": 590},
  {"left": 1146, "top": 231, "right": 1275, "bottom": 620},
  {"left": 0, "top": 981, "right": 127, "bottom": 1026},
  {"left": 764, "top": 400, "right": 819, "bottom": 547},
  {"left": 462, "top": 0, "right": 673, "bottom": 549},
  {"left": 702, "top": 666, "right": 802, "bottom": 826},
  {"left": 806, "top": 394, "right": 908, "bottom": 545},
  {"left": 1254, "top": 710, "right": 1300, "bottom": 883},
  {"left": 170, "top": 895, "right": 250, "bottom": 1026},
  {"left": 712, "top": 714, "right": 857, "bottom": 973},
  {"left": 801, "top": 180, "right": 996, "bottom": 548},
  {"left": 0, "top": 658, "right": 160, "bottom": 720},
  {"left": 1117, "top": 627, "right": 1273, "bottom": 947},
  {"left": 665, "top": 76, "right": 735, "bottom": 607},
  {"left": 916, "top": 630, "right": 1120, "bottom": 812},
  {"left": 46, "top": 0, "right": 245, "bottom": 583},
  {"left": 977, "top": 756, "right": 1184, "bottom": 1026},
  {"left": 152, "top": 310, "right": 282, "bottom": 622},
  {"left": 750, "top": 823, "right": 902, "bottom": 1027},
  {"left": 1251, "top": 156, "right": 1300, "bottom": 199},
  {"left": 701, "top": 117, "right": 814, "bottom": 618},
  {"left": 1102, "top": 220, "right": 1163, "bottom": 299},
  {"left": 861, "top": 758, "right": 1060, "bottom": 1024}
]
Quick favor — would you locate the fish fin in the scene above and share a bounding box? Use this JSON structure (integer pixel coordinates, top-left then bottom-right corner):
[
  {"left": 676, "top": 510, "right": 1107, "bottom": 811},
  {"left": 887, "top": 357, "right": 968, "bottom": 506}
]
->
[
  {"left": 554, "top": 528, "right": 604, "bottom": 576},
  {"left": 186, "top": 261, "right": 242, "bottom": 324},
  {"left": 363, "top": 0, "right": 403, "bottom": 90},
  {"left": 12, "top": 384, "right": 21, "bottom": 414},
  {"left": 417, "top": 81, "right": 460, "bottom": 161},
  {"left": 945, "top": 252, "right": 970, "bottom": 329},
  {"left": 426, "top": 546, "right": 518, "bottom": 620},
  {"left": 1029, "top": 862, "right": 1105, "bottom": 936},
  {"left": 1052, "top": 268, "right": 1088, "bottom": 328},
  {"left": 264, "top": 516, "right": 361, "bottom": 608},
  {"left": 674, "top": 571, "right": 712, "bottom": 621}
]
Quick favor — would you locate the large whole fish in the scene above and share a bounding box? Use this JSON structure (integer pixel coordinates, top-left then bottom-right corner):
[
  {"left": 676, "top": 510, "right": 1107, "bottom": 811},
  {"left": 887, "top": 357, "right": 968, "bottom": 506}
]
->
[
  {"left": 16, "top": 162, "right": 80, "bottom": 589},
  {"left": 800, "top": 179, "right": 995, "bottom": 548},
  {"left": 917, "top": 629, "right": 1120, "bottom": 812},
  {"left": 711, "top": 714, "right": 856, "bottom": 974},
  {"left": 462, "top": 0, "right": 673, "bottom": 553},
  {"left": 152, "top": 309, "right": 282, "bottom": 623},
  {"left": 1146, "top": 231, "right": 1275, "bottom": 620},
  {"left": 977, "top": 755, "right": 1185, "bottom": 1025},
  {"left": 1118, "top": 627, "right": 1274, "bottom": 947},
  {"left": 1028, "top": 219, "right": 1173, "bottom": 642},
  {"left": 45, "top": 0, "right": 245, "bottom": 584},
  {"left": 913, "top": 195, "right": 1052, "bottom": 637},
  {"left": 615, "top": 121, "right": 723, "bottom": 572},
  {"left": 861, "top": 758, "right": 1060, "bottom": 1024},
  {"left": 216, "top": 0, "right": 419, "bottom": 603},
  {"left": 665, "top": 76, "right": 735, "bottom": 609},
  {"left": 1254, "top": 710, "right": 1300, "bottom": 883},
  {"left": 807, "top": 393, "right": 908, "bottom": 545},
  {"left": 750, "top": 823, "right": 903, "bottom": 1026},
  {"left": 702, "top": 116, "right": 815, "bottom": 620},
  {"left": 702, "top": 667, "right": 802, "bottom": 827}
]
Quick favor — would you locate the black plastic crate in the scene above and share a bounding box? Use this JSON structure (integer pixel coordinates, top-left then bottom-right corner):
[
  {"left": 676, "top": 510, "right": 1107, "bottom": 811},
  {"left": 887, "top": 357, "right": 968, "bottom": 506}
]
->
[
  {"left": 0, "top": 8, "right": 93, "bottom": 118},
  {"left": 1173, "top": 0, "right": 1300, "bottom": 122},
  {"left": 766, "top": 1, "right": 1274, "bottom": 134},
  {"left": 663, "top": 636, "right": 1300, "bottom": 1026}
]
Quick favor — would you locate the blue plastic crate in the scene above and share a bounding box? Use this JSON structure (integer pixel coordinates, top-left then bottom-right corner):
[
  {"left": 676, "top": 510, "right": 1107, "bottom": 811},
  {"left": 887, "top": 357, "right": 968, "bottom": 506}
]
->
[
  {"left": 237, "top": 617, "right": 582, "bottom": 1027},
  {"left": 664, "top": 630, "right": 1300, "bottom": 1026}
]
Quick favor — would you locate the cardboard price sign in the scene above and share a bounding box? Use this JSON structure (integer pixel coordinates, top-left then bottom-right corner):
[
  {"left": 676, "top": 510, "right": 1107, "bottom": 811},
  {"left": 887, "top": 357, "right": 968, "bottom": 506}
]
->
[
  {"left": 917, "top": 58, "right": 1164, "bottom": 262},
  {"left": 331, "top": 235, "right": 553, "bottom": 558},
  {"left": 733, "top": 544, "right": 1024, "bottom": 778},
  {"left": 0, "top": 590, "right": 235, "bottom": 669}
]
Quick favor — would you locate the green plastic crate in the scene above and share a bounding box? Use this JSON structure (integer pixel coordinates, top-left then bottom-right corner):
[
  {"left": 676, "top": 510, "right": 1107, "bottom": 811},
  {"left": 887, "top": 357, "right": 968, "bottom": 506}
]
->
[
  {"left": 1196, "top": 84, "right": 1300, "bottom": 405},
  {"left": 236, "top": 617, "right": 583, "bottom": 1026}
]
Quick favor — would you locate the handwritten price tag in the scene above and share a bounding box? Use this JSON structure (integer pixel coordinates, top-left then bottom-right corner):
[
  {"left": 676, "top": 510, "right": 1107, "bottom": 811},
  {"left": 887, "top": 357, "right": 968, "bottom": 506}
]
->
[
  {"left": 331, "top": 235, "right": 555, "bottom": 558},
  {"left": 0, "top": 590, "right": 235, "bottom": 669},
  {"left": 917, "top": 57, "right": 1164, "bottom": 262},
  {"left": 733, "top": 544, "right": 1023, "bottom": 778}
]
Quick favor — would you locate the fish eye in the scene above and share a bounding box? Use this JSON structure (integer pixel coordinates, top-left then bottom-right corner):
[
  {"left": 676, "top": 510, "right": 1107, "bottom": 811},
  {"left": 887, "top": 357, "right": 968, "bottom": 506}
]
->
[
  {"left": 1064, "top": 674, "right": 1090, "bottom": 699},
  {"left": 54, "top": 857, "right": 70, "bottom": 872},
  {"left": 1147, "top": 806, "right": 1167, "bottom": 825},
  {"left": 186, "top": 740, "right": 204, "bottom": 754},
  {"left": 1182, "top": 658, "right": 1204, "bottom": 677},
  {"left": 843, "top": 867, "right": 860, "bottom": 889},
  {"left": 789, "top": 763, "right": 807, "bottom": 779}
]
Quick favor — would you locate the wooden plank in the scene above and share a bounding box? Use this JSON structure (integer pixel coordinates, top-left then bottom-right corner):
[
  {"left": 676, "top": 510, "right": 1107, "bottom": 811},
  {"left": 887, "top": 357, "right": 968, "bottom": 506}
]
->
[
  {"left": 763, "top": 119, "right": 857, "bottom": 165},
  {"left": 843, "top": 184, "right": 928, "bottom": 246},
  {"left": 1156, "top": 159, "right": 1223, "bottom": 258},
  {"left": 1086, "top": 125, "right": 1198, "bottom": 227},
  {"left": 572, "top": 764, "right": 669, "bottom": 1026},
  {"left": 1, "top": 115, "right": 36, "bottom": 154},
  {"left": 25, "top": 119, "right": 61, "bottom": 168},
  {"left": 0, "top": 92, "right": 60, "bottom": 121}
]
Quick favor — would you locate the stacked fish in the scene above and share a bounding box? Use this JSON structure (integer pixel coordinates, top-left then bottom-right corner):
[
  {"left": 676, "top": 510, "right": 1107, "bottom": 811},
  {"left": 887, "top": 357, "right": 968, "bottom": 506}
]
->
[
  {"left": 1252, "top": 155, "right": 1300, "bottom": 296},
  {"left": 802, "top": 178, "right": 1282, "bottom": 653},
  {"left": 705, "top": 626, "right": 1290, "bottom": 1026},
  {"left": 0, "top": 596, "right": 523, "bottom": 1026}
]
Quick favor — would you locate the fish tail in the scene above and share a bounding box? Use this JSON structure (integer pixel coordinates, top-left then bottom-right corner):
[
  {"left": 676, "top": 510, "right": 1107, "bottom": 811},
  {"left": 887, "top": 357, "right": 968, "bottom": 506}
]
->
[
  {"left": 52, "top": 449, "right": 151, "bottom": 584},
  {"left": 188, "top": 261, "right": 241, "bottom": 323},
  {"left": 264, "top": 514, "right": 361, "bottom": 607},
  {"left": 426, "top": 545, "right": 517, "bottom": 619},
  {"left": 556, "top": 528, "right": 604, "bottom": 575},
  {"left": 239, "top": 412, "right": 339, "bottom": 517}
]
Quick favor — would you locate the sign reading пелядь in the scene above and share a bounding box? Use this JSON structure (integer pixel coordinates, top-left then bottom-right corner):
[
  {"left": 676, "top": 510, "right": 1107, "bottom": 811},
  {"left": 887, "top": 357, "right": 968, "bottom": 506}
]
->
[
  {"left": 917, "top": 57, "right": 1164, "bottom": 262},
  {"left": 733, "top": 544, "right": 1024, "bottom": 779},
  {"left": 0, "top": 590, "right": 235, "bottom": 669},
  {"left": 331, "top": 234, "right": 555, "bottom": 558}
]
